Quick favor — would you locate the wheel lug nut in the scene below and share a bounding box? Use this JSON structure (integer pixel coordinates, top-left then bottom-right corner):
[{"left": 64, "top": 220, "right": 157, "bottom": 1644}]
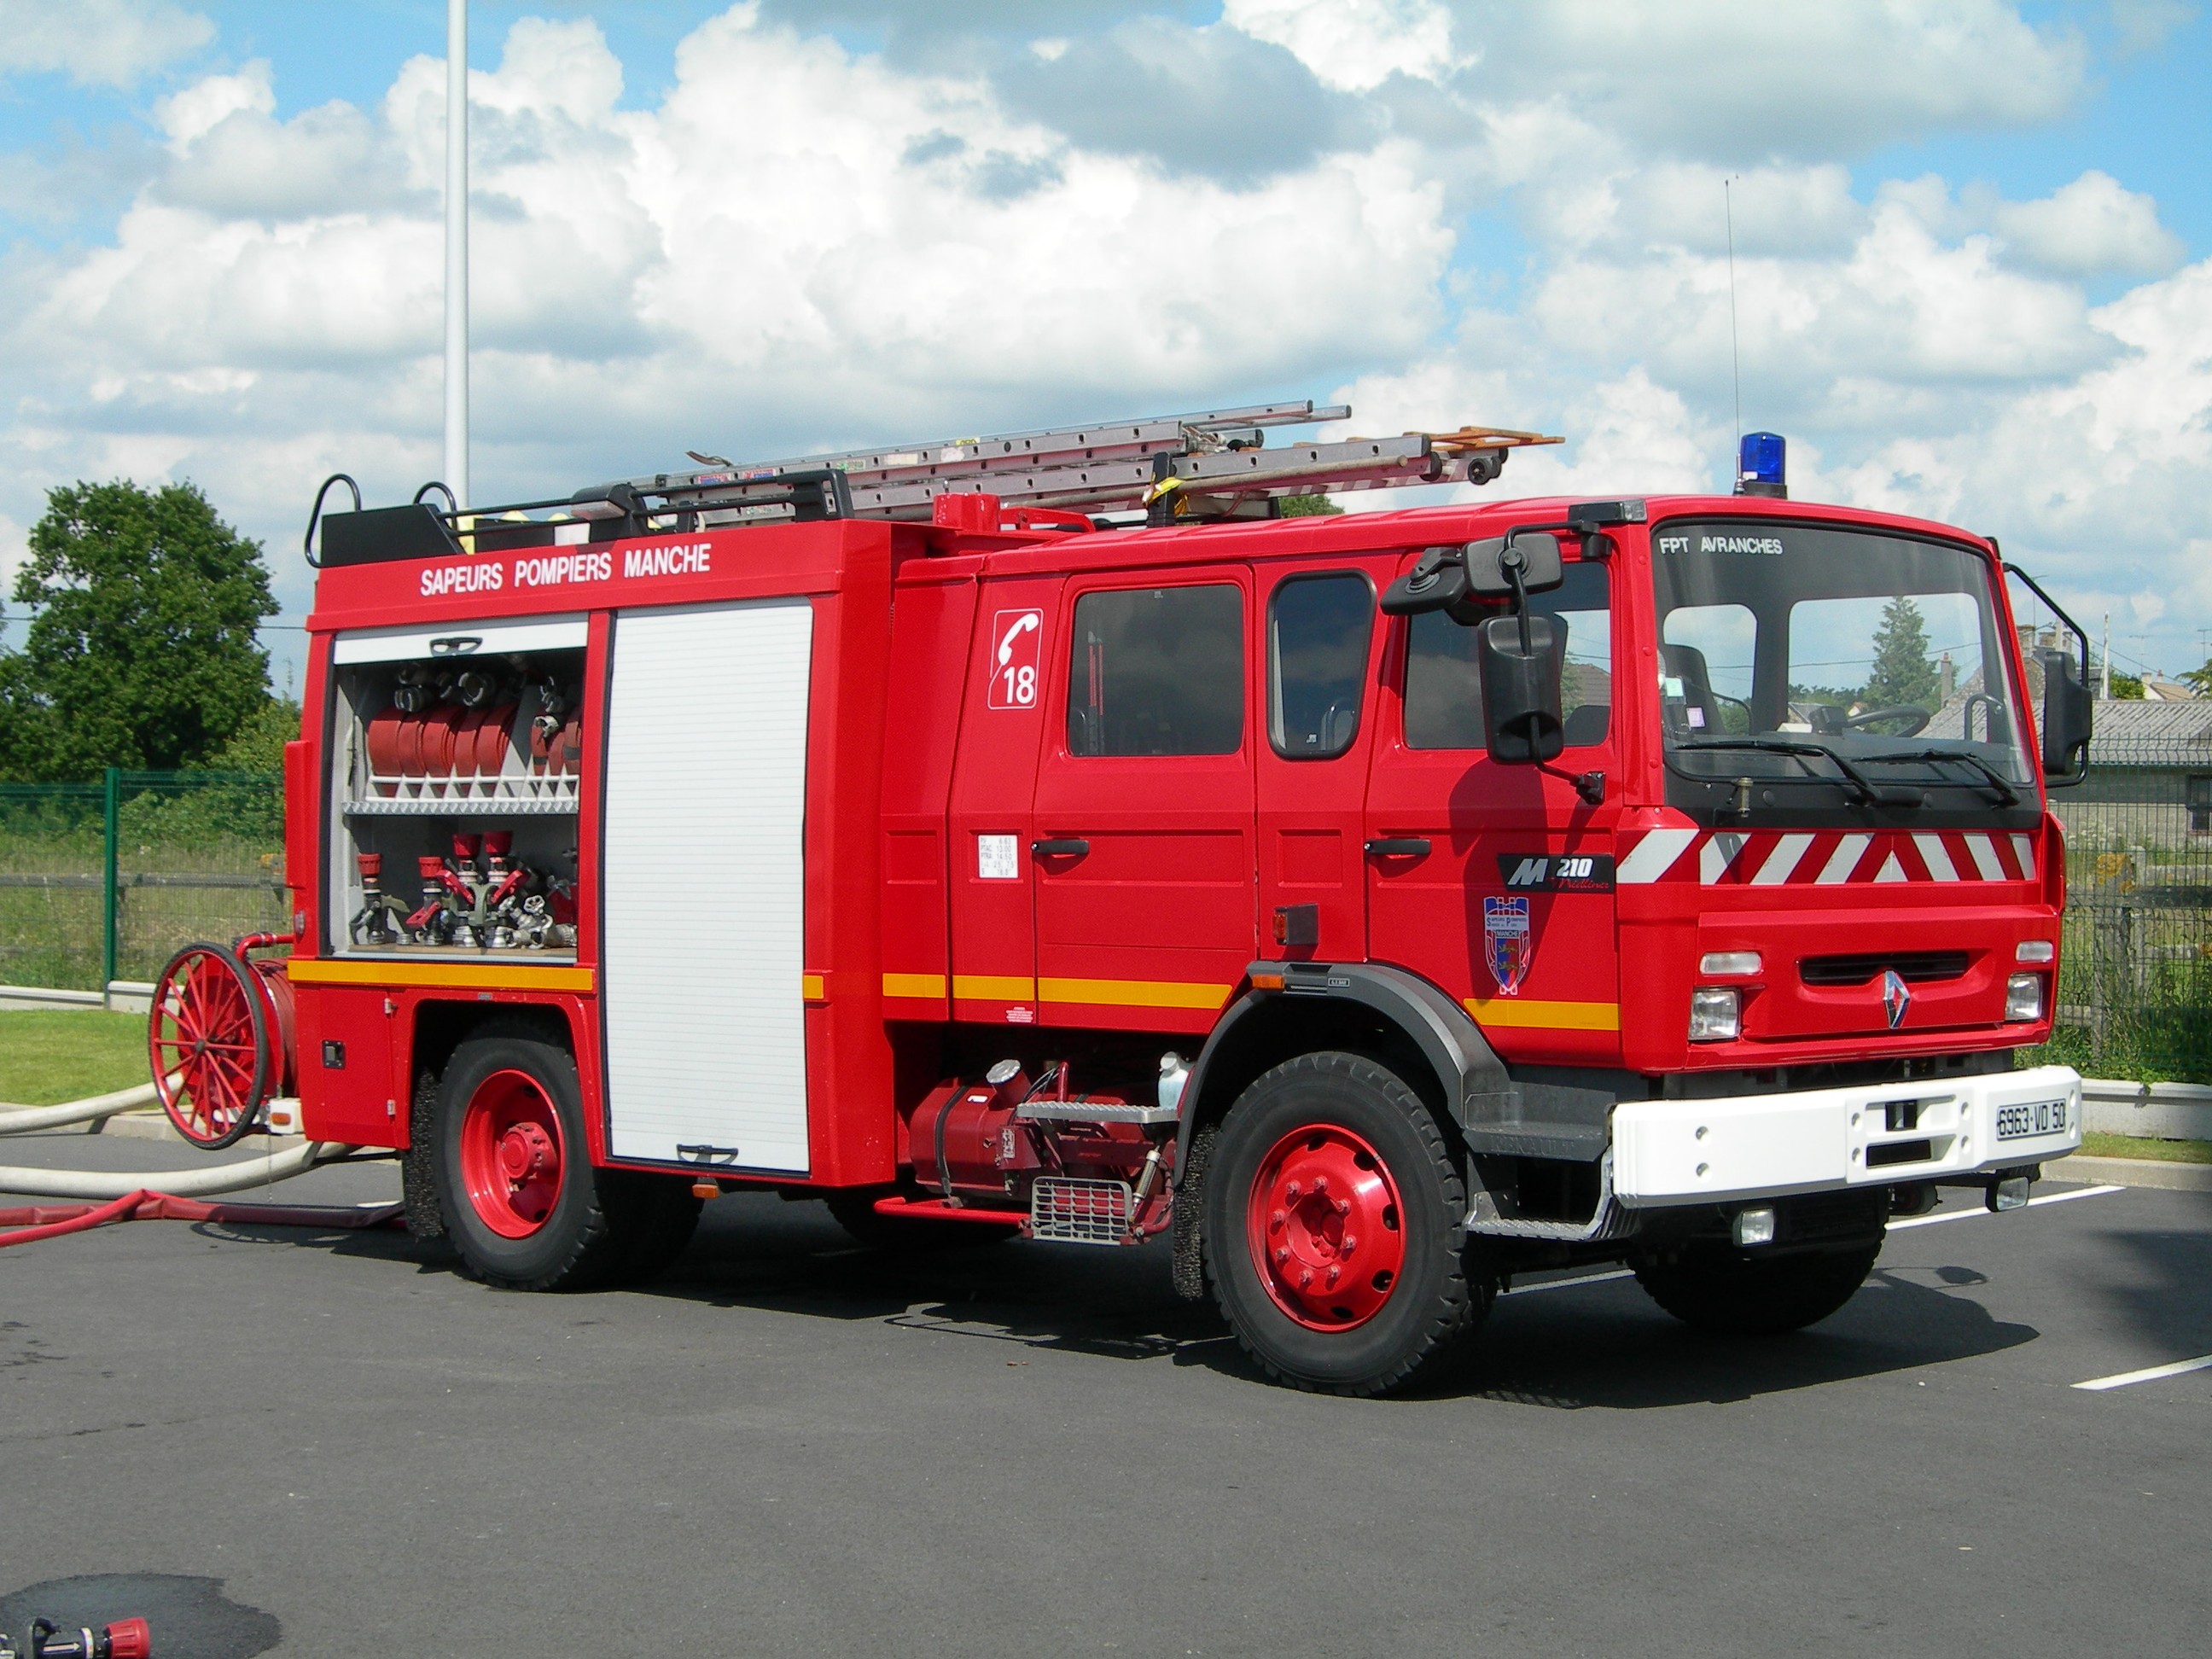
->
[
  {"left": 1284, "top": 1182, "right": 1301, "bottom": 1200},
  {"left": 1298, "top": 1269, "right": 1313, "bottom": 1289},
  {"left": 1275, "top": 1246, "right": 1290, "bottom": 1264},
  {"left": 1326, "top": 1266, "right": 1341, "bottom": 1287},
  {"left": 1336, "top": 1198, "right": 1350, "bottom": 1215},
  {"left": 1313, "top": 1176, "right": 1329, "bottom": 1196},
  {"left": 1342, "top": 1235, "right": 1357, "bottom": 1255},
  {"left": 1271, "top": 1208, "right": 1286, "bottom": 1229}
]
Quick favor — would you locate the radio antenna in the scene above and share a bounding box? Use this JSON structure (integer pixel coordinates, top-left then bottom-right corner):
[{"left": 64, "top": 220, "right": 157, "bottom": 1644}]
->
[{"left": 1725, "top": 176, "right": 1743, "bottom": 443}]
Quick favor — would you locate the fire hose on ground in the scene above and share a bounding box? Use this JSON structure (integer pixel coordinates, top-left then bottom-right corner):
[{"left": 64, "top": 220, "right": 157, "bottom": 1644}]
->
[{"left": 0, "top": 1083, "right": 392, "bottom": 1249}]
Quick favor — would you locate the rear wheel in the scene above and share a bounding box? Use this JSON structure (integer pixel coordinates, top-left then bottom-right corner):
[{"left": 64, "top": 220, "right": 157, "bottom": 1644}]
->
[
  {"left": 434, "top": 1023, "right": 637, "bottom": 1290},
  {"left": 1633, "top": 1241, "right": 1880, "bottom": 1335},
  {"left": 1202, "top": 1052, "right": 1487, "bottom": 1396}
]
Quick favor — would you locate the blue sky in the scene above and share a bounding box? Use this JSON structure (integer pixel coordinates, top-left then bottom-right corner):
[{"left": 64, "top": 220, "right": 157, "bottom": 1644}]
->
[{"left": 0, "top": 1, "right": 2206, "bottom": 691}]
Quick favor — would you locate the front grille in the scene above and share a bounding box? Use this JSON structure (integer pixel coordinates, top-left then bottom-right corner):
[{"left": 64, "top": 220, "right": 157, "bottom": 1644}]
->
[
  {"left": 1776, "top": 1188, "right": 1889, "bottom": 1245},
  {"left": 1800, "top": 950, "right": 1970, "bottom": 987}
]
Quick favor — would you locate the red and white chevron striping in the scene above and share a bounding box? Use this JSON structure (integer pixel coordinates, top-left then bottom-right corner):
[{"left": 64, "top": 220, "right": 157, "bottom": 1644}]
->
[{"left": 1615, "top": 827, "right": 2037, "bottom": 887}]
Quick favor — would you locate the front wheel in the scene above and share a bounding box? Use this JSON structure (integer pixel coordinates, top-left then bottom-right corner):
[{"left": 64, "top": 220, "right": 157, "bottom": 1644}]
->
[
  {"left": 1202, "top": 1052, "right": 1488, "bottom": 1396},
  {"left": 1632, "top": 1241, "right": 1880, "bottom": 1335}
]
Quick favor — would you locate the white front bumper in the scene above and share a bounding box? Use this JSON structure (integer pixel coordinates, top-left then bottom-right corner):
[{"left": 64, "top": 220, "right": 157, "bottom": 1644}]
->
[{"left": 1611, "top": 1064, "right": 2081, "bottom": 1208}]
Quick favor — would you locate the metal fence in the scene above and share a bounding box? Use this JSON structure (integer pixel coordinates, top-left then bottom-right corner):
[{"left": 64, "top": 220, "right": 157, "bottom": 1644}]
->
[
  {"left": 0, "top": 770, "right": 287, "bottom": 992},
  {"left": 2028, "top": 731, "right": 2212, "bottom": 1082}
]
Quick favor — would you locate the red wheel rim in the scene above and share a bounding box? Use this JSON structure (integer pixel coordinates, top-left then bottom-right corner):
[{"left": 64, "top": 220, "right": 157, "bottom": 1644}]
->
[
  {"left": 1247, "top": 1123, "right": 1408, "bottom": 1331},
  {"left": 148, "top": 946, "right": 265, "bottom": 1147},
  {"left": 458, "top": 1069, "right": 566, "bottom": 1238}
]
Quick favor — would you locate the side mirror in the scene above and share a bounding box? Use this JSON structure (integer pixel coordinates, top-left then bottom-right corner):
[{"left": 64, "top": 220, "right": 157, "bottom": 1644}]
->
[
  {"left": 1478, "top": 614, "right": 1565, "bottom": 763},
  {"left": 1464, "top": 532, "right": 1563, "bottom": 598},
  {"left": 2035, "top": 645, "right": 2092, "bottom": 783}
]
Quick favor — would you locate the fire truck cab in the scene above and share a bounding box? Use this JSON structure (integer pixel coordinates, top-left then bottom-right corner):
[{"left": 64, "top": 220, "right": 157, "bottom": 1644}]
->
[{"left": 166, "top": 407, "right": 2093, "bottom": 1395}]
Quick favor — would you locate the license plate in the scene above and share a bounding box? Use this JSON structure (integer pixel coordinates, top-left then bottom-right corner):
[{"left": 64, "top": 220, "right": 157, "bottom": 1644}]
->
[{"left": 1995, "top": 1098, "right": 2070, "bottom": 1140}]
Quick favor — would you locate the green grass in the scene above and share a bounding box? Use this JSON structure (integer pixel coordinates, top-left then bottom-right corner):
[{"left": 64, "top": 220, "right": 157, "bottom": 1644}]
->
[
  {"left": 0, "top": 1009, "right": 149, "bottom": 1107},
  {"left": 2081, "top": 1130, "right": 2212, "bottom": 1165}
]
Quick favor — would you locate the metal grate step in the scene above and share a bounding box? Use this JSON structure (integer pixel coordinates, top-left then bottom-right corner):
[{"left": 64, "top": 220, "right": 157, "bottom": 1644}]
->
[{"left": 1029, "top": 1177, "right": 1135, "bottom": 1246}]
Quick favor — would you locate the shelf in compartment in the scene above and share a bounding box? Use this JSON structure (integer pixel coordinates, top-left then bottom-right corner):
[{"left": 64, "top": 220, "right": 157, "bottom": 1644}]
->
[
  {"left": 344, "top": 791, "right": 579, "bottom": 817},
  {"left": 334, "top": 948, "right": 579, "bottom": 963}
]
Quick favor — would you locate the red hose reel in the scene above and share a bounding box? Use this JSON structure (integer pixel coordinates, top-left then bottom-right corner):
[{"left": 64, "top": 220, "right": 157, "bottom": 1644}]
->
[{"left": 147, "top": 935, "right": 295, "bottom": 1150}]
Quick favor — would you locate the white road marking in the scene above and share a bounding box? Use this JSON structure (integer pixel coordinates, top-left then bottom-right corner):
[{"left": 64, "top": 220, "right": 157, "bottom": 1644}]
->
[
  {"left": 2074, "top": 1353, "right": 2212, "bottom": 1392},
  {"left": 1887, "top": 1184, "right": 2123, "bottom": 1230},
  {"left": 1505, "top": 1268, "right": 1634, "bottom": 1296}
]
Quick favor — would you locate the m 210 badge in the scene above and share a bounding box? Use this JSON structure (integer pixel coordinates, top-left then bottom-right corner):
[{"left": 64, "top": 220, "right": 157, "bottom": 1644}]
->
[
  {"left": 1497, "top": 853, "right": 1615, "bottom": 892},
  {"left": 1483, "top": 896, "right": 1534, "bottom": 996}
]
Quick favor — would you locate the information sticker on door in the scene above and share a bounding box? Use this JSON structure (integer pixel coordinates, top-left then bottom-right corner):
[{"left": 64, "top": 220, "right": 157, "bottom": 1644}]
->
[
  {"left": 987, "top": 608, "right": 1044, "bottom": 710},
  {"left": 977, "top": 834, "right": 1020, "bottom": 880}
]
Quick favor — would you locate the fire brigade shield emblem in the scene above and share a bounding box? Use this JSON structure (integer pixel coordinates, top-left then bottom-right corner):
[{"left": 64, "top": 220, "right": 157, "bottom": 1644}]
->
[
  {"left": 1482, "top": 896, "right": 1534, "bottom": 997},
  {"left": 1881, "top": 968, "right": 1911, "bottom": 1030}
]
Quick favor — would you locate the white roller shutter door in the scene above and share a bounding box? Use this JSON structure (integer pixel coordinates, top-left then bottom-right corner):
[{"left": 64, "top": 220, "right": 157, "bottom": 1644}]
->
[{"left": 601, "top": 599, "right": 812, "bottom": 1173}]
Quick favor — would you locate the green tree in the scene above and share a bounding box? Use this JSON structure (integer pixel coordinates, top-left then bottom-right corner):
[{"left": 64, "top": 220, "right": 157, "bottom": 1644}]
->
[
  {"left": 1860, "top": 595, "right": 1940, "bottom": 710},
  {"left": 0, "top": 480, "right": 276, "bottom": 780},
  {"left": 1279, "top": 493, "right": 1344, "bottom": 517}
]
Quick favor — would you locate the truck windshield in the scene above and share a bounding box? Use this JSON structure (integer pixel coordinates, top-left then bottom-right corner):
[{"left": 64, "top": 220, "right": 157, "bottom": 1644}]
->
[{"left": 1650, "top": 520, "right": 2033, "bottom": 794}]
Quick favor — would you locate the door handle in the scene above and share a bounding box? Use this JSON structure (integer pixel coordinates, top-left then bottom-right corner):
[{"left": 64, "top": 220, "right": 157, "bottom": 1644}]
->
[
  {"left": 1364, "top": 837, "right": 1431, "bottom": 858},
  {"left": 1031, "top": 837, "right": 1091, "bottom": 858}
]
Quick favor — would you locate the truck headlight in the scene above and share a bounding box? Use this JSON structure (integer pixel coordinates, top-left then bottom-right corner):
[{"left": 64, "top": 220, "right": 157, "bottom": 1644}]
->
[
  {"left": 2005, "top": 973, "right": 2043, "bottom": 1022},
  {"left": 1689, "top": 987, "right": 1739, "bottom": 1042}
]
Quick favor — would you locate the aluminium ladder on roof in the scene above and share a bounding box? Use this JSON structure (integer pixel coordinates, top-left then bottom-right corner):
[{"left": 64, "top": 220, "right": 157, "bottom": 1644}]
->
[{"left": 588, "top": 399, "right": 1563, "bottom": 526}]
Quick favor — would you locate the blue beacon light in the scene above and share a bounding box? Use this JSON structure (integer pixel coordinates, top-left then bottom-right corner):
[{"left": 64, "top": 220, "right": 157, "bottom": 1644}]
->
[{"left": 1736, "top": 431, "right": 1787, "bottom": 498}]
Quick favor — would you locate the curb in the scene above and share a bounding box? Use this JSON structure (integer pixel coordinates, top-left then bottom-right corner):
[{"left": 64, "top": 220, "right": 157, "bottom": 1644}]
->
[{"left": 2049, "top": 1153, "right": 2212, "bottom": 1192}]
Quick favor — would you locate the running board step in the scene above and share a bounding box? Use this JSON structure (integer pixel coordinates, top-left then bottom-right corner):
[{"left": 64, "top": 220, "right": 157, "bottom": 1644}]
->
[
  {"left": 1029, "top": 1177, "right": 1135, "bottom": 1245},
  {"left": 1016, "top": 1099, "right": 1178, "bottom": 1126}
]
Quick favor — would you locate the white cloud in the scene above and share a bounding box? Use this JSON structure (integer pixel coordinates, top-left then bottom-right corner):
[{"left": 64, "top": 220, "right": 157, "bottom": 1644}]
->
[
  {"left": 0, "top": 0, "right": 212, "bottom": 89},
  {"left": 154, "top": 60, "right": 274, "bottom": 153},
  {"left": 1224, "top": 0, "right": 1465, "bottom": 92},
  {"left": 1991, "top": 170, "right": 2186, "bottom": 277}
]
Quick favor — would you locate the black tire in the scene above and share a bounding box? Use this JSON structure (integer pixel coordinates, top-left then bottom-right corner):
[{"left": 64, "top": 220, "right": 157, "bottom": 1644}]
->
[
  {"left": 433, "top": 1022, "right": 633, "bottom": 1291},
  {"left": 824, "top": 1191, "right": 1020, "bottom": 1253},
  {"left": 1202, "top": 1051, "right": 1488, "bottom": 1396},
  {"left": 1632, "top": 1241, "right": 1880, "bottom": 1335},
  {"left": 401, "top": 1070, "right": 445, "bottom": 1243}
]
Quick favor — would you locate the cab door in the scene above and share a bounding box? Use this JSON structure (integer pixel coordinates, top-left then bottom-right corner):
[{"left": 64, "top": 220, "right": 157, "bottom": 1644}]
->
[
  {"left": 1365, "top": 553, "right": 1624, "bottom": 1061},
  {"left": 1030, "top": 568, "right": 1256, "bottom": 1034},
  {"left": 1255, "top": 562, "right": 1393, "bottom": 963}
]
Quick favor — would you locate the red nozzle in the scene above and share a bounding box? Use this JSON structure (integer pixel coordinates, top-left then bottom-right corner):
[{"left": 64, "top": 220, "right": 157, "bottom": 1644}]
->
[
  {"left": 482, "top": 830, "right": 513, "bottom": 861},
  {"left": 417, "top": 855, "right": 448, "bottom": 879},
  {"left": 452, "top": 832, "right": 481, "bottom": 863},
  {"left": 356, "top": 853, "right": 382, "bottom": 880},
  {"left": 103, "top": 1616, "right": 152, "bottom": 1659}
]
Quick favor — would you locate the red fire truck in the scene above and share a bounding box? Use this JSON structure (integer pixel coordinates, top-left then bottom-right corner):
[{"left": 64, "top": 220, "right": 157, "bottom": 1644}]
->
[{"left": 147, "top": 402, "right": 2093, "bottom": 1395}]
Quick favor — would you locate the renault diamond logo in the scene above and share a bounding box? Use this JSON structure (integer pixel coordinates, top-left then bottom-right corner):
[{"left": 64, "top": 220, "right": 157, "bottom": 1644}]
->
[{"left": 1881, "top": 968, "right": 1911, "bottom": 1030}]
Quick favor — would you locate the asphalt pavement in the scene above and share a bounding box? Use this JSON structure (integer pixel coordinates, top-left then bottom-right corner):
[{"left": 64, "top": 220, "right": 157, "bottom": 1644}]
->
[{"left": 2, "top": 1132, "right": 2207, "bottom": 1657}]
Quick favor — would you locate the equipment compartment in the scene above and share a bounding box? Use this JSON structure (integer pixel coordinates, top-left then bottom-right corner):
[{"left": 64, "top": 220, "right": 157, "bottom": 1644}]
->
[{"left": 326, "top": 634, "right": 585, "bottom": 960}]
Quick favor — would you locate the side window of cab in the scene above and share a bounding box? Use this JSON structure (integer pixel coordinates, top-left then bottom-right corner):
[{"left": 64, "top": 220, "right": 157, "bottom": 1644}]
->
[
  {"left": 1402, "top": 561, "right": 1615, "bottom": 749},
  {"left": 1066, "top": 584, "right": 1244, "bottom": 756}
]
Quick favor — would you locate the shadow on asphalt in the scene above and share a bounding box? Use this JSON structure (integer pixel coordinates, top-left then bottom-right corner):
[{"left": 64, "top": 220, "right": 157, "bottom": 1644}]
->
[{"left": 196, "top": 1193, "right": 2047, "bottom": 1407}]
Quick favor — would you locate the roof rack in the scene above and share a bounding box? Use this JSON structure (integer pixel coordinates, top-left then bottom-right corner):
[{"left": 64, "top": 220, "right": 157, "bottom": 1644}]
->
[{"left": 305, "top": 401, "right": 1563, "bottom": 566}]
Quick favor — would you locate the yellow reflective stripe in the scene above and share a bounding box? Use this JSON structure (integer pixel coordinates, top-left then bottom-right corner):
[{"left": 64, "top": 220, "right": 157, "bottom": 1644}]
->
[
  {"left": 801, "top": 975, "right": 826, "bottom": 1001},
  {"left": 952, "top": 974, "right": 1036, "bottom": 1002},
  {"left": 1039, "top": 975, "right": 1232, "bottom": 1010},
  {"left": 287, "top": 958, "right": 595, "bottom": 992},
  {"left": 1464, "top": 997, "right": 1620, "bottom": 1031},
  {"left": 882, "top": 972, "right": 948, "bottom": 999}
]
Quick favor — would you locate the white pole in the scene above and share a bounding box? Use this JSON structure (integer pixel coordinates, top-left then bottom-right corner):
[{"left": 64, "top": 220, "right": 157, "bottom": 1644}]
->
[
  {"left": 443, "top": 0, "right": 469, "bottom": 509},
  {"left": 2101, "top": 610, "right": 2110, "bottom": 699}
]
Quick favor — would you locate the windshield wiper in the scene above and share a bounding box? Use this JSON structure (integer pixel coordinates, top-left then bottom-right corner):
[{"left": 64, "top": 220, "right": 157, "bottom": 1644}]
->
[
  {"left": 1669, "top": 737, "right": 1920, "bottom": 808},
  {"left": 1864, "top": 748, "right": 2021, "bottom": 806}
]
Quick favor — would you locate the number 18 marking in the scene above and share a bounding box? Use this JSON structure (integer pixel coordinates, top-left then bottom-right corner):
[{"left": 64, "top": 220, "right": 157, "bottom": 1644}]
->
[{"left": 987, "top": 608, "right": 1044, "bottom": 710}]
